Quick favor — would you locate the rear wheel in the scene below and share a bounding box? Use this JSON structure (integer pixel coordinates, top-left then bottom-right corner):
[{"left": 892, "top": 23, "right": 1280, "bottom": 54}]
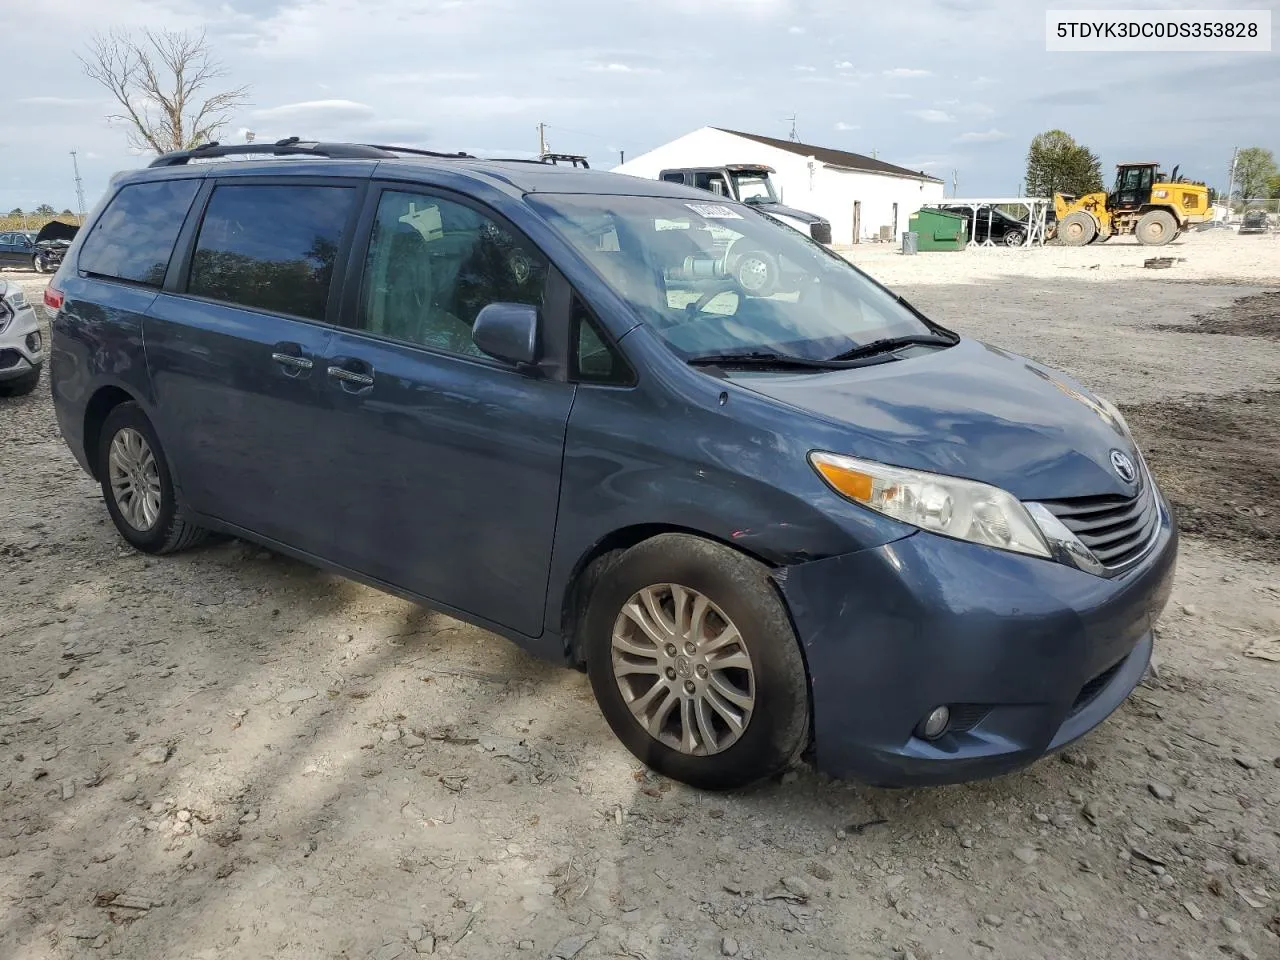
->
[
  {"left": 583, "top": 534, "right": 810, "bottom": 790},
  {"left": 1136, "top": 210, "right": 1177, "bottom": 246},
  {"left": 97, "top": 402, "right": 207, "bottom": 554},
  {"left": 1057, "top": 212, "right": 1097, "bottom": 246},
  {"left": 1002, "top": 229, "right": 1025, "bottom": 247},
  {"left": 32, "top": 254, "right": 50, "bottom": 273}
]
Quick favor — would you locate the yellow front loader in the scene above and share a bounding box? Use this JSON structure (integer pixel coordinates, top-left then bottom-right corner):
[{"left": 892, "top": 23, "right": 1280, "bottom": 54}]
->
[{"left": 1054, "top": 162, "right": 1211, "bottom": 246}]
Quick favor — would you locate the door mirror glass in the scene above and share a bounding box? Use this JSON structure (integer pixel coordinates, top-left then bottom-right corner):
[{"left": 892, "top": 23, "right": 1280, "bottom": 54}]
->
[{"left": 472, "top": 302, "right": 539, "bottom": 366}]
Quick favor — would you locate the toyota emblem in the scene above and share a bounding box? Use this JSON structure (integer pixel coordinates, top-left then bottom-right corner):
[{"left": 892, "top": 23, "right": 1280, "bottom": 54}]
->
[{"left": 1110, "top": 449, "right": 1136, "bottom": 483}]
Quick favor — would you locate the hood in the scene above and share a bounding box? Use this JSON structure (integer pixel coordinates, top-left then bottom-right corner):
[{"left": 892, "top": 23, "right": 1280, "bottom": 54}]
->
[
  {"left": 731, "top": 338, "right": 1140, "bottom": 500},
  {"left": 749, "top": 201, "right": 827, "bottom": 225},
  {"left": 35, "top": 220, "right": 79, "bottom": 245}
]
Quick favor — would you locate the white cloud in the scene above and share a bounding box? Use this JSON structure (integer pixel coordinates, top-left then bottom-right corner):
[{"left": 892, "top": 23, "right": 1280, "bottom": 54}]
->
[
  {"left": 253, "top": 99, "right": 375, "bottom": 121},
  {"left": 972, "top": 76, "right": 996, "bottom": 87},
  {"left": 17, "top": 97, "right": 95, "bottom": 107},
  {"left": 883, "top": 92, "right": 914, "bottom": 100},
  {"left": 911, "top": 109, "right": 955, "bottom": 123},
  {"left": 794, "top": 65, "right": 817, "bottom": 72},
  {"left": 884, "top": 67, "right": 932, "bottom": 78},
  {"left": 835, "top": 121, "right": 860, "bottom": 131},
  {"left": 834, "top": 60, "right": 854, "bottom": 69},
  {"left": 955, "top": 129, "right": 1010, "bottom": 143},
  {"left": 788, "top": 25, "right": 805, "bottom": 34},
  {"left": 959, "top": 102, "right": 997, "bottom": 118}
]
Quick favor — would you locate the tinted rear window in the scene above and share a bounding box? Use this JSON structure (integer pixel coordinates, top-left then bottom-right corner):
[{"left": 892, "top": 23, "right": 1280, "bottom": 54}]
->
[
  {"left": 78, "top": 179, "right": 201, "bottom": 286},
  {"left": 187, "top": 184, "right": 355, "bottom": 321}
]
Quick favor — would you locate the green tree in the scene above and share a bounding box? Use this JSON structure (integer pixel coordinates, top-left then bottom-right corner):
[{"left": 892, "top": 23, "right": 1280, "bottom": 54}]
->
[
  {"left": 34, "top": 204, "right": 56, "bottom": 216},
  {"left": 1266, "top": 173, "right": 1280, "bottom": 200},
  {"left": 1234, "top": 147, "right": 1277, "bottom": 199},
  {"left": 1025, "top": 130, "right": 1104, "bottom": 199},
  {"left": 60, "top": 208, "right": 75, "bottom": 217},
  {"left": 8, "top": 207, "right": 23, "bottom": 216}
]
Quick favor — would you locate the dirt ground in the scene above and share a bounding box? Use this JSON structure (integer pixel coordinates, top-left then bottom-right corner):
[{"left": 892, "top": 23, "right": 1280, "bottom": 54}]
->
[{"left": 2, "top": 228, "right": 1279, "bottom": 960}]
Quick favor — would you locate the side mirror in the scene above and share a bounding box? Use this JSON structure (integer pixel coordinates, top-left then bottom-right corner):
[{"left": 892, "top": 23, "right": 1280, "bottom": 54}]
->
[{"left": 472, "top": 302, "right": 540, "bottom": 367}]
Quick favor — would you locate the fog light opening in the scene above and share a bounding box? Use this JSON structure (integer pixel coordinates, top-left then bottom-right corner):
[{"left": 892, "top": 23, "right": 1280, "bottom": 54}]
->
[{"left": 917, "top": 705, "right": 951, "bottom": 741}]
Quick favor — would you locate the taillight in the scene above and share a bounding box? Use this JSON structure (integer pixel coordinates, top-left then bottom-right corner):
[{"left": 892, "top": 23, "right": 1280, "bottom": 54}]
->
[{"left": 44, "top": 286, "right": 65, "bottom": 311}]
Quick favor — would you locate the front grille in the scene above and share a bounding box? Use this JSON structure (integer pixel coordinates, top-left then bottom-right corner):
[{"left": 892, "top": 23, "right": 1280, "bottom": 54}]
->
[
  {"left": 1040, "top": 476, "right": 1159, "bottom": 569},
  {"left": 809, "top": 222, "right": 832, "bottom": 244},
  {"left": 947, "top": 704, "right": 990, "bottom": 732},
  {"left": 1072, "top": 659, "right": 1123, "bottom": 713}
]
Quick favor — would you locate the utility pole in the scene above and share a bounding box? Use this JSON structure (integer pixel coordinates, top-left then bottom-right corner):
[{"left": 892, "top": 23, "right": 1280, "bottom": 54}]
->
[
  {"left": 786, "top": 115, "right": 799, "bottom": 142},
  {"left": 537, "top": 122, "right": 547, "bottom": 156},
  {"left": 1225, "top": 146, "right": 1238, "bottom": 220},
  {"left": 70, "top": 151, "right": 87, "bottom": 224},
  {"left": 619, "top": 150, "right": 625, "bottom": 165}
]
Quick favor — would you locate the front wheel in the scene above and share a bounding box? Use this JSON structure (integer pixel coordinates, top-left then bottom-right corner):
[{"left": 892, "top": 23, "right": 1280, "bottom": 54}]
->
[
  {"left": 584, "top": 534, "right": 810, "bottom": 790},
  {"left": 32, "top": 255, "right": 49, "bottom": 273},
  {"left": 1003, "top": 229, "right": 1025, "bottom": 247},
  {"left": 1057, "top": 212, "right": 1097, "bottom": 246},
  {"left": 97, "top": 402, "right": 207, "bottom": 554}
]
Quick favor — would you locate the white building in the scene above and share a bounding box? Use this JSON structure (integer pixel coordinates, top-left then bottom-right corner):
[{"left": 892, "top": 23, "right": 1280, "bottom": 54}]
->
[{"left": 613, "top": 126, "right": 945, "bottom": 247}]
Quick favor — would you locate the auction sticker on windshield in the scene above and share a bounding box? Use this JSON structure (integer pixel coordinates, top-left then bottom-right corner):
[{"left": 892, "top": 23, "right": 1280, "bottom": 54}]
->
[{"left": 685, "top": 203, "right": 743, "bottom": 219}]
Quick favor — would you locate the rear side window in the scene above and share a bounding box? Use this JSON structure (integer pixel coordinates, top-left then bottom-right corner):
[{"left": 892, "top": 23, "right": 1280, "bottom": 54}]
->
[
  {"left": 78, "top": 179, "right": 200, "bottom": 286},
  {"left": 187, "top": 184, "right": 356, "bottom": 322}
]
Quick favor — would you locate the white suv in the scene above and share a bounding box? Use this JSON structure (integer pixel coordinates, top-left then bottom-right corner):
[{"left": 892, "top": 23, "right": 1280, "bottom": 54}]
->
[{"left": 0, "top": 279, "right": 44, "bottom": 396}]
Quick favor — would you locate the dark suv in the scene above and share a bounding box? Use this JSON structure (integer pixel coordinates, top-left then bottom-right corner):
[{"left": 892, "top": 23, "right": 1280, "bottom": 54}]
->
[{"left": 48, "top": 140, "right": 1176, "bottom": 790}]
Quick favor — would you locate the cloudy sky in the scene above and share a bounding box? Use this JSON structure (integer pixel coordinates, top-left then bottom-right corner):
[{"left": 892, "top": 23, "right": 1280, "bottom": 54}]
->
[{"left": 2, "top": 0, "right": 1276, "bottom": 214}]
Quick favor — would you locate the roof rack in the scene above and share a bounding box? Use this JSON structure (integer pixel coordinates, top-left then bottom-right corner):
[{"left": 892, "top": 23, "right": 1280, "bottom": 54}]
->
[
  {"left": 538, "top": 153, "right": 590, "bottom": 169},
  {"left": 149, "top": 137, "right": 477, "bottom": 168}
]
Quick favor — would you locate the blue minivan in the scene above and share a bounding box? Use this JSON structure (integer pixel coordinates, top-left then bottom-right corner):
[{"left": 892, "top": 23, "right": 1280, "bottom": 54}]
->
[{"left": 48, "top": 140, "right": 1176, "bottom": 790}]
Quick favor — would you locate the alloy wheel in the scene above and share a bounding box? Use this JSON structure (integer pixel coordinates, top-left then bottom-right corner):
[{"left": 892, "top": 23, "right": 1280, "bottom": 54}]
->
[
  {"left": 611, "top": 583, "right": 755, "bottom": 756},
  {"left": 108, "top": 427, "right": 162, "bottom": 531}
]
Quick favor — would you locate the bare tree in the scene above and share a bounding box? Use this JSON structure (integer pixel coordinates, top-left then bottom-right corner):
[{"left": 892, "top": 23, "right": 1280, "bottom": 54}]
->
[{"left": 80, "top": 29, "right": 249, "bottom": 154}]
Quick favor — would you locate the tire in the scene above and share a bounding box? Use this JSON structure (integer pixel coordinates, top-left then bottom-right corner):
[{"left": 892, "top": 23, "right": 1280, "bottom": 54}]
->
[
  {"left": 1002, "top": 229, "right": 1025, "bottom": 247},
  {"left": 1136, "top": 209, "right": 1177, "bottom": 246},
  {"left": 1057, "top": 212, "right": 1097, "bottom": 246},
  {"left": 732, "top": 250, "right": 778, "bottom": 296},
  {"left": 583, "top": 534, "right": 810, "bottom": 790},
  {"left": 97, "top": 401, "right": 207, "bottom": 555},
  {"left": 0, "top": 363, "right": 41, "bottom": 397},
  {"left": 1095, "top": 233, "right": 1111, "bottom": 243}
]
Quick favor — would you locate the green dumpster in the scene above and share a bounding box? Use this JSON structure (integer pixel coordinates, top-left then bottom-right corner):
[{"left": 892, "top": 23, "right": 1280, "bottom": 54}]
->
[{"left": 908, "top": 208, "right": 968, "bottom": 251}]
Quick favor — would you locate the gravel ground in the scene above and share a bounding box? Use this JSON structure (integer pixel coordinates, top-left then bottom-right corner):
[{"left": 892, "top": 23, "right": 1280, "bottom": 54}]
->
[{"left": 2, "top": 228, "right": 1279, "bottom": 960}]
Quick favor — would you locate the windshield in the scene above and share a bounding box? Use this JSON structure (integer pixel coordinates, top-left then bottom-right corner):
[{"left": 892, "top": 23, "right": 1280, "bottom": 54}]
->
[
  {"left": 732, "top": 174, "right": 777, "bottom": 204},
  {"left": 529, "top": 194, "right": 932, "bottom": 361}
]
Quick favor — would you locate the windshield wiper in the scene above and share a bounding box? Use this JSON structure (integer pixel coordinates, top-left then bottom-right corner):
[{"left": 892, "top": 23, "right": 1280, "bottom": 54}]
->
[
  {"left": 686, "top": 350, "right": 850, "bottom": 370},
  {"left": 826, "top": 333, "right": 957, "bottom": 363}
]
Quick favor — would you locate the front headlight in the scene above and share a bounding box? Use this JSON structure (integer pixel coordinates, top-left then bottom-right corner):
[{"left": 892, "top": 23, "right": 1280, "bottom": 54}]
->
[{"left": 809, "top": 451, "right": 1051, "bottom": 559}]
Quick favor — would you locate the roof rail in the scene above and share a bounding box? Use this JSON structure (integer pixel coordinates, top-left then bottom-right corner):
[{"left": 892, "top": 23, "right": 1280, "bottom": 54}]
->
[
  {"left": 363, "top": 144, "right": 475, "bottom": 159},
  {"left": 149, "top": 137, "right": 396, "bottom": 167}
]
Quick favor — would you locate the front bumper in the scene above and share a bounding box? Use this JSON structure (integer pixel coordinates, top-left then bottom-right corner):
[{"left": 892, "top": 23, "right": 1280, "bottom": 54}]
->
[
  {"left": 775, "top": 494, "right": 1177, "bottom": 786},
  {"left": 0, "top": 303, "right": 44, "bottom": 381}
]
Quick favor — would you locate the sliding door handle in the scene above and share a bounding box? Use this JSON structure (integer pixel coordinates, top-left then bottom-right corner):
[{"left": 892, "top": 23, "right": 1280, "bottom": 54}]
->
[
  {"left": 271, "top": 352, "right": 314, "bottom": 371},
  {"left": 327, "top": 365, "right": 374, "bottom": 386}
]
